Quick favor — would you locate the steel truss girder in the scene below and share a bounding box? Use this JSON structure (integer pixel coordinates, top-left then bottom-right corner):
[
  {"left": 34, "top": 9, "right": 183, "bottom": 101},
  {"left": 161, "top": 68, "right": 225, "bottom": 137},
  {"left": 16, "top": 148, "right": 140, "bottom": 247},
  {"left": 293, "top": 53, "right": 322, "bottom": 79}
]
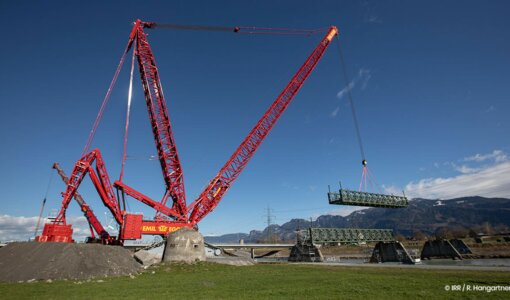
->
[
  {"left": 328, "top": 189, "right": 408, "bottom": 208},
  {"left": 301, "top": 228, "right": 394, "bottom": 244}
]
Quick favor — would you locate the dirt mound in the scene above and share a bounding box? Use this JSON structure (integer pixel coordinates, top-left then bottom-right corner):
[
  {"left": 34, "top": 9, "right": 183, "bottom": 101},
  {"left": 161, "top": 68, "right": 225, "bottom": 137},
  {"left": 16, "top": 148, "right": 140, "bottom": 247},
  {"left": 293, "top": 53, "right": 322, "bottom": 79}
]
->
[{"left": 0, "top": 242, "right": 141, "bottom": 282}]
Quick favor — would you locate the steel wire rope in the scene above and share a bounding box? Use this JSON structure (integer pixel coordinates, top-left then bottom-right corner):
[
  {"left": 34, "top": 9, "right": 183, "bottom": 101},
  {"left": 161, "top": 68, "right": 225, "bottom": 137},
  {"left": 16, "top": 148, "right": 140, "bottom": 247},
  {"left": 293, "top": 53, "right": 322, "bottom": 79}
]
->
[
  {"left": 82, "top": 35, "right": 135, "bottom": 156},
  {"left": 152, "top": 23, "right": 327, "bottom": 36},
  {"left": 43, "top": 167, "right": 55, "bottom": 201},
  {"left": 335, "top": 37, "right": 378, "bottom": 192},
  {"left": 119, "top": 43, "right": 137, "bottom": 182},
  {"left": 34, "top": 168, "right": 55, "bottom": 237},
  {"left": 334, "top": 36, "right": 366, "bottom": 162},
  {"left": 334, "top": 38, "right": 396, "bottom": 196}
]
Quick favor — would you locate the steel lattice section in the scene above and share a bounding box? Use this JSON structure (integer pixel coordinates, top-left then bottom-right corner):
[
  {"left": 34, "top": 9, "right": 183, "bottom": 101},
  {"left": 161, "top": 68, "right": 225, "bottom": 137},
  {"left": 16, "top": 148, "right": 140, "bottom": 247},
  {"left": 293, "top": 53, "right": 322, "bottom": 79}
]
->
[
  {"left": 301, "top": 228, "right": 394, "bottom": 244},
  {"left": 328, "top": 189, "right": 408, "bottom": 208},
  {"left": 134, "top": 24, "right": 187, "bottom": 217}
]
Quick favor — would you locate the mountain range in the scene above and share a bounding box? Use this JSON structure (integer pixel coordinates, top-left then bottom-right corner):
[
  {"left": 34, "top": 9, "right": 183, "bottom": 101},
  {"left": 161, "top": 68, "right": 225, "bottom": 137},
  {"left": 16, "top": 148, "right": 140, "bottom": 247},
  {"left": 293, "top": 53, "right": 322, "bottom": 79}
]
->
[{"left": 204, "top": 196, "right": 510, "bottom": 243}]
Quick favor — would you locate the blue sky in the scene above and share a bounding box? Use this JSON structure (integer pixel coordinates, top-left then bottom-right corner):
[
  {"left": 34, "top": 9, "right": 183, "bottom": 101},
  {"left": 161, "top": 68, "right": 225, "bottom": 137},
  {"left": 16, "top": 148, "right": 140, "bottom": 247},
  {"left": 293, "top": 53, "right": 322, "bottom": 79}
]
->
[{"left": 0, "top": 1, "right": 509, "bottom": 240}]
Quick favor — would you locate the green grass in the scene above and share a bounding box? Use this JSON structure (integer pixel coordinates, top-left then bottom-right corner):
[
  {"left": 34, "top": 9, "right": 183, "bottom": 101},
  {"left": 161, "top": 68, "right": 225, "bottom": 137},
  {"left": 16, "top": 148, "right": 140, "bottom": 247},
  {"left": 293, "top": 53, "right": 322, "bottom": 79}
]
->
[{"left": 1, "top": 263, "right": 509, "bottom": 299}]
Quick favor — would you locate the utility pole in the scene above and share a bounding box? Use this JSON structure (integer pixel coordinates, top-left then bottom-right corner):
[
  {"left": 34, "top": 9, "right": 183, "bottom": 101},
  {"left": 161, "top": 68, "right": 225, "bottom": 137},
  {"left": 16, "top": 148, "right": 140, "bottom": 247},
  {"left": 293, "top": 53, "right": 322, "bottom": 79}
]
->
[{"left": 266, "top": 205, "right": 275, "bottom": 243}]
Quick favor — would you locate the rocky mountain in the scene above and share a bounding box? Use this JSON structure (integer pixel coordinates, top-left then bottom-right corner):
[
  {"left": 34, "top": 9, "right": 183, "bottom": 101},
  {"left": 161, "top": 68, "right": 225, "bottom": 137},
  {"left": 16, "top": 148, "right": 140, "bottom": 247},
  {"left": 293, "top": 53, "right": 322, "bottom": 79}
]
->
[
  {"left": 204, "top": 233, "right": 249, "bottom": 244},
  {"left": 204, "top": 196, "right": 510, "bottom": 243}
]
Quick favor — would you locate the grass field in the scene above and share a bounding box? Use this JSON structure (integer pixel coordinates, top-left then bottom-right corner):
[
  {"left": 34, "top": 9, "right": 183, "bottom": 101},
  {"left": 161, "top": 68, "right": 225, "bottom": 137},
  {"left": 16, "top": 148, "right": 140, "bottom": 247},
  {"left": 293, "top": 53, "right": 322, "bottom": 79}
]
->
[{"left": 1, "top": 262, "right": 509, "bottom": 299}]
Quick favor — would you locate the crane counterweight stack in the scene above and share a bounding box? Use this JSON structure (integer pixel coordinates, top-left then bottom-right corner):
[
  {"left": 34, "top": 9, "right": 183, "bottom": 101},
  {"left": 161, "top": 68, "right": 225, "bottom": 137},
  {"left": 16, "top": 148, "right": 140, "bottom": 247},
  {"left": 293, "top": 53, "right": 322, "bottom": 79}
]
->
[{"left": 37, "top": 20, "right": 339, "bottom": 244}]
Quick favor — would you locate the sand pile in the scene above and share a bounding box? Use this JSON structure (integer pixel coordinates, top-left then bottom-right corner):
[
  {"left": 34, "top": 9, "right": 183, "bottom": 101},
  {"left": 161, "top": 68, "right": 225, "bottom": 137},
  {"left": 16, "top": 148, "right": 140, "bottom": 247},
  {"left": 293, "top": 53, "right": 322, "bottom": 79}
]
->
[{"left": 0, "top": 242, "right": 141, "bottom": 282}]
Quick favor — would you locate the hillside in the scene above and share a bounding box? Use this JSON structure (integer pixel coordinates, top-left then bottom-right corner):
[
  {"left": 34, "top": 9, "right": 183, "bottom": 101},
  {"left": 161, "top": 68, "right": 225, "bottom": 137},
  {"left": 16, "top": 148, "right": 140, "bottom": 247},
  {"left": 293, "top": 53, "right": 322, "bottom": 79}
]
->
[{"left": 204, "top": 196, "right": 510, "bottom": 243}]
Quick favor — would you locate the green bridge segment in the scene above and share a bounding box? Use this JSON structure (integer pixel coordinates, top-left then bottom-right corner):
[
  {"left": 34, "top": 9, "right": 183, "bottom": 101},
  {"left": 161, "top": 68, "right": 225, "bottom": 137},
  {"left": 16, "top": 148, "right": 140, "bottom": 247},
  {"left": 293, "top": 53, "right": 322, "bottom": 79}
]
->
[
  {"left": 300, "top": 228, "right": 394, "bottom": 244},
  {"left": 328, "top": 189, "right": 408, "bottom": 208}
]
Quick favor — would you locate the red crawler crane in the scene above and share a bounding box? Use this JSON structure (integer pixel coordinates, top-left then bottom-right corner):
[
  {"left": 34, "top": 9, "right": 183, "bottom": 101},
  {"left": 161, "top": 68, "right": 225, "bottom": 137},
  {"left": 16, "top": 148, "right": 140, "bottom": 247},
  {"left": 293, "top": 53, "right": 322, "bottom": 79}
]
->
[{"left": 37, "top": 20, "right": 338, "bottom": 243}]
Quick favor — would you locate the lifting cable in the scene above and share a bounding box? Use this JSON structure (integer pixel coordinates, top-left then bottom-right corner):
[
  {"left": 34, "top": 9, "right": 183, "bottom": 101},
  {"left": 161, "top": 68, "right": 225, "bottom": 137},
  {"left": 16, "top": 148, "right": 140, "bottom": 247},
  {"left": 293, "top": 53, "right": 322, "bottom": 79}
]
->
[
  {"left": 334, "top": 36, "right": 366, "bottom": 163},
  {"left": 83, "top": 23, "right": 325, "bottom": 159},
  {"left": 334, "top": 37, "right": 403, "bottom": 196},
  {"left": 151, "top": 23, "right": 237, "bottom": 32},
  {"left": 235, "top": 26, "right": 326, "bottom": 36},
  {"left": 84, "top": 22, "right": 328, "bottom": 186},
  {"left": 152, "top": 23, "right": 327, "bottom": 36},
  {"left": 119, "top": 42, "right": 137, "bottom": 181},
  {"left": 82, "top": 42, "right": 132, "bottom": 156},
  {"left": 334, "top": 36, "right": 383, "bottom": 193},
  {"left": 34, "top": 168, "right": 54, "bottom": 237}
]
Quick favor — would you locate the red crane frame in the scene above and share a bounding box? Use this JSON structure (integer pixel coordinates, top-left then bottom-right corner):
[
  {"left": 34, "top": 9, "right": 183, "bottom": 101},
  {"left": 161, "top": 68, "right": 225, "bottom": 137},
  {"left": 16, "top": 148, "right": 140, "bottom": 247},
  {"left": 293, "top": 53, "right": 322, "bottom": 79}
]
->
[{"left": 37, "top": 20, "right": 338, "bottom": 243}]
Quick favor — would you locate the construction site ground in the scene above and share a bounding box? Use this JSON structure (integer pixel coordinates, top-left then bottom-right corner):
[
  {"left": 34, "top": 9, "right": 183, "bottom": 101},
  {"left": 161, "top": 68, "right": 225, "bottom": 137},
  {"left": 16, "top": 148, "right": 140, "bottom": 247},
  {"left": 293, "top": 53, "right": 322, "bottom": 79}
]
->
[
  {"left": 0, "top": 242, "right": 140, "bottom": 282},
  {"left": 219, "top": 241, "right": 510, "bottom": 262},
  {"left": 2, "top": 240, "right": 507, "bottom": 280},
  {"left": 316, "top": 241, "right": 510, "bottom": 259}
]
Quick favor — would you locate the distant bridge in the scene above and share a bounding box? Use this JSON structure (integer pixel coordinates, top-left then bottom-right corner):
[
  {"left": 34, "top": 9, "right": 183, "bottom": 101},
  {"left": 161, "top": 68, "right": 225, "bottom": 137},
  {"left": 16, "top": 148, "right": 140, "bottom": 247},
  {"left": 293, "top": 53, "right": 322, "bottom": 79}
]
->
[
  {"left": 206, "top": 243, "right": 294, "bottom": 259},
  {"left": 207, "top": 243, "right": 293, "bottom": 249}
]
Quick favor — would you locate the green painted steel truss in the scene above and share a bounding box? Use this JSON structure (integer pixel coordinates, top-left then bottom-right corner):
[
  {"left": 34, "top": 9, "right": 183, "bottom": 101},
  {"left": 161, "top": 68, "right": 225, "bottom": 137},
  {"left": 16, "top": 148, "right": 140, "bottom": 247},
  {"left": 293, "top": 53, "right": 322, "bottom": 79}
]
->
[
  {"left": 301, "top": 228, "right": 394, "bottom": 244},
  {"left": 328, "top": 189, "right": 408, "bottom": 208}
]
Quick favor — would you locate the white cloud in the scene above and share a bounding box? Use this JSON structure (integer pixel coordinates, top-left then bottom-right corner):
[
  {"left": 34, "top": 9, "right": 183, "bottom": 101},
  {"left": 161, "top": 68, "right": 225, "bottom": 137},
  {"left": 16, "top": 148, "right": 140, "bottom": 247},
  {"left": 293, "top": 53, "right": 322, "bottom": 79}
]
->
[
  {"left": 281, "top": 181, "right": 299, "bottom": 190},
  {"left": 327, "top": 206, "right": 365, "bottom": 217},
  {"left": 337, "top": 81, "right": 355, "bottom": 99},
  {"left": 382, "top": 184, "right": 405, "bottom": 196},
  {"left": 365, "top": 15, "right": 381, "bottom": 23},
  {"left": 336, "top": 68, "right": 372, "bottom": 100},
  {"left": 0, "top": 215, "right": 39, "bottom": 241},
  {"left": 464, "top": 150, "right": 507, "bottom": 163},
  {"left": 361, "top": 1, "right": 382, "bottom": 24},
  {"left": 359, "top": 68, "right": 372, "bottom": 90},
  {"left": 385, "top": 150, "right": 510, "bottom": 200},
  {"left": 332, "top": 69, "right": 372, "bottom": 118},
  {"left": 393, "top": 161, "right": 510, "bottom": 200},
  {"left": 486, "top": 105, "right": 495, "bottom": 113},
  {"left": 0, "top": 215, "right": 92, "bottom": 242},
  {"left": 452, "top": 163, "right": 480, "bottom": 174},
  {"left": 330, "top": 106, "right": 340, "bottom": 117}
]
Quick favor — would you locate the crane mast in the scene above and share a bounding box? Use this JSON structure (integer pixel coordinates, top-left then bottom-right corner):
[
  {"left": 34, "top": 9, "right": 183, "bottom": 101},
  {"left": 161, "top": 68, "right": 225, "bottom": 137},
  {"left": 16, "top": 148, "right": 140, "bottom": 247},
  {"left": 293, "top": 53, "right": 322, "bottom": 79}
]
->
[
  {"left": 129, "top": 21, "right": 187, "bottom": 217},
  {"left": 108, "top": 20, "right": 187, "bottom": 219}
]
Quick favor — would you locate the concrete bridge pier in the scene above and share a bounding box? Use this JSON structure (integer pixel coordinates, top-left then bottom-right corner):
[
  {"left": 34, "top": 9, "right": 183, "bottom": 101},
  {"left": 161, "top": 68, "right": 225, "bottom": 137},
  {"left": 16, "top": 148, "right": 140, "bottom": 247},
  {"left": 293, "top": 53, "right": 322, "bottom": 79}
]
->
[
  {"left": 420, "top": 239, "right": 471, "bottom": 260},
  {"left": 370, "top": 241, "right": 415, "bottom": 264}
]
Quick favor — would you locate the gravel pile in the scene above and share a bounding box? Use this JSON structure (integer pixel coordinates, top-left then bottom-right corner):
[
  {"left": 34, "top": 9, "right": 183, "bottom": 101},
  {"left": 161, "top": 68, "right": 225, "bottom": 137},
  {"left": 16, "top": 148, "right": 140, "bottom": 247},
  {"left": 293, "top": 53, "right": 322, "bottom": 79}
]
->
[{"left": 0, "top": 242, "right": 141, "bottom": 282}]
